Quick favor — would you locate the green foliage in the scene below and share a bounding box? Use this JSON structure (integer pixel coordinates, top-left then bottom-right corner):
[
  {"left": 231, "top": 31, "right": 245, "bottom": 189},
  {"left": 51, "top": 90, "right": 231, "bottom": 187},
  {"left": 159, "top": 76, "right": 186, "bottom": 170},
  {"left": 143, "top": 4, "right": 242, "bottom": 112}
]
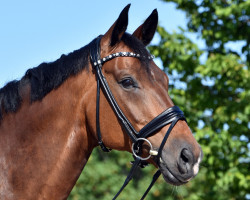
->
[
  {"left": 69, "top": 1, "right": 249, "bottom": 199},
  {"left": 150, "top": 27, "right": 250, "bottom": 199},
  {"left": 69, "top": 149, "right": 190, "bottom": 200},
  {"left": 150, "top": 0, "right": 249, "bottom": 199},
  {"left": 162, "top": 0, "right": 250, "bottom": 63}
]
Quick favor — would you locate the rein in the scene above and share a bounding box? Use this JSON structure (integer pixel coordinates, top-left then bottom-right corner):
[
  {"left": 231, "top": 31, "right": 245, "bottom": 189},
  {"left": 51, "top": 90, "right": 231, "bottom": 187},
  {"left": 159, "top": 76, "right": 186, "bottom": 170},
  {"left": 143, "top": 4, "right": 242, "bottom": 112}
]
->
[{"left": 90, "top": 36, "right": 186, "bottom": 199}]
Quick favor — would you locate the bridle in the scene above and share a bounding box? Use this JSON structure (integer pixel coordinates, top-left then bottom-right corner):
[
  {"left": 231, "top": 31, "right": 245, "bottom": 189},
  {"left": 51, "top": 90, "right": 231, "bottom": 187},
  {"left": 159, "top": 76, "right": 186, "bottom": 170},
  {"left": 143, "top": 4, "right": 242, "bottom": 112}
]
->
[{"left": 90, "top": 36, "right": 186, "bottom": 199}]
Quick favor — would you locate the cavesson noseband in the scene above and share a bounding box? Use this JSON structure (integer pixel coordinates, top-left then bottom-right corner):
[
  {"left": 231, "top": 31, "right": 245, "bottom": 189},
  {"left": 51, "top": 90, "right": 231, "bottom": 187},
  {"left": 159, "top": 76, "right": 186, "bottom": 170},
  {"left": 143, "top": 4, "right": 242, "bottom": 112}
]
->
[{"left": 90, "top": 36, "right": 186, "bottom": 200}]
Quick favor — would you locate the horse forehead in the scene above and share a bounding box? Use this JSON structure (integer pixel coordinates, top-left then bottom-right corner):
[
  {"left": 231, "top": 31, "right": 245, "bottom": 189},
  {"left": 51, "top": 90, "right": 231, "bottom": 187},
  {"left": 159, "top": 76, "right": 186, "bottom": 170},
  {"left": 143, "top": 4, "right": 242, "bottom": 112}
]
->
[
  {"left": 113, "top": 59, "right": 167, "bottom": 84},
  {"left": 117, "top": 56, "right": 143, "bottom": 70},
  {"left": 149, "top": 66, "right": 159, "bottom": 81},
  {"left": 102, "top": 54, "right": 143, "bottom": 74}
]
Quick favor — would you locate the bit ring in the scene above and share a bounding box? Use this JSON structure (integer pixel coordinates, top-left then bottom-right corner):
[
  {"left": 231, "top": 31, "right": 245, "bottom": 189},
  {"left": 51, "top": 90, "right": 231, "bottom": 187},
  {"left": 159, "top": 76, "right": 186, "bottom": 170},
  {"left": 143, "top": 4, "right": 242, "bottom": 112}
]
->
[{"left": 132, "top": 138, "right": 153, "bottom": 161}]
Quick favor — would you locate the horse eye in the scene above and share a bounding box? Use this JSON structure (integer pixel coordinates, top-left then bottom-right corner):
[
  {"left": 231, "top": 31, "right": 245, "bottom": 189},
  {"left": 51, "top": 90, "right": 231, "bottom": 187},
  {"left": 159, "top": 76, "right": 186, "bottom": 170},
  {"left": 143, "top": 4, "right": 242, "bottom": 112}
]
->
[{"left": 120, "top": 78, "right": 135, "bottom": 89}]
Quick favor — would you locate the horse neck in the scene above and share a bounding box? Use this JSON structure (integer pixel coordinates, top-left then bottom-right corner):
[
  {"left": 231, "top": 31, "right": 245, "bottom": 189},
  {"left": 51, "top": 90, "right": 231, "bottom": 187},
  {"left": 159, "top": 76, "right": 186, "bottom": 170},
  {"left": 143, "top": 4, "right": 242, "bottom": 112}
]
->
[{"left": 0, "top": 64, "right": 98, "bottom": 199}]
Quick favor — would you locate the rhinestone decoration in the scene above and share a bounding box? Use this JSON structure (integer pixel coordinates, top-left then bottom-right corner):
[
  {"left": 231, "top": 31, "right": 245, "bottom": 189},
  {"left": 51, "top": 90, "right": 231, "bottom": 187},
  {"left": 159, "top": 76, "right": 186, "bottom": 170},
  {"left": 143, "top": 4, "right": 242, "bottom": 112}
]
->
[{"left": 94, "top": 52, "right": 154, "bottom": 67}]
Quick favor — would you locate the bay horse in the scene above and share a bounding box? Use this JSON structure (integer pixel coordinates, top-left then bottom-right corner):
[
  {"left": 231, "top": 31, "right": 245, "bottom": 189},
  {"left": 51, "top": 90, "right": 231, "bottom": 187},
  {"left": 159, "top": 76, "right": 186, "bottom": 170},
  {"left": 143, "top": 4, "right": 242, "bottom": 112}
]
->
[{"left": 0, "top": 4, "right": 202, "bottom": 200}]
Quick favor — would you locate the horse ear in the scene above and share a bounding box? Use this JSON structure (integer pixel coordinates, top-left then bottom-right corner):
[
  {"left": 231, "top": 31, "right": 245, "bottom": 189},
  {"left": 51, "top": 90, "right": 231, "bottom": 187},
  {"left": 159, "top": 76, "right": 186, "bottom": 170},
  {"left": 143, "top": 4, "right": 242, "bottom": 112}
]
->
[
  {"left": 132, "top": 9, "right": 158, "bottom": 46},
  {"left": 101, "top": 4, "right": 130, "bottom": 48}
]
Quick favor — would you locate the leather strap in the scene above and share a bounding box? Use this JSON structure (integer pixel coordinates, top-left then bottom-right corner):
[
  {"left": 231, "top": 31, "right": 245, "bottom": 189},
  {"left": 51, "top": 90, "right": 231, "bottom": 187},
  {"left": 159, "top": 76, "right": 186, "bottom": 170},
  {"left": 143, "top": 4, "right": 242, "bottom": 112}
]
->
[
  {"left": 140, "top": 170, "right": 161, "bottom": 200},
  {"left": 90, "top": 36, "right": 111, "bottom": 152},
  {"left": 90, "top": 36, "right": 139, "bottom": 144},
  {"left": 139, "top": 106, "right": 186, "bottom": 138},
  {"left": 112, "top": 157, "right": 141, "bottom": 200}
]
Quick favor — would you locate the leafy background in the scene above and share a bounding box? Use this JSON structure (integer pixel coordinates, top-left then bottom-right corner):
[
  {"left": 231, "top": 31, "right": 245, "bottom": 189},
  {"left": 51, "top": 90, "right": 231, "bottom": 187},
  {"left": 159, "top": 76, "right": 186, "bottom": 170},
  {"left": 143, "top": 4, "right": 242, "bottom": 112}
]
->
[{"left": 69, "top": 0, "right": 250, "bottom": 199}]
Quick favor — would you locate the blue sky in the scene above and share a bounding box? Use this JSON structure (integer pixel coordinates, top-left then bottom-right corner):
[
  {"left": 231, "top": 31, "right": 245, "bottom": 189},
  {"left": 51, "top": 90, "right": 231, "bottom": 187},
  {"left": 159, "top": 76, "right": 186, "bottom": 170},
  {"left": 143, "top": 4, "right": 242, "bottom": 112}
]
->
[{"left": 0, "top": 0, "right": 187, "bottom": 87}]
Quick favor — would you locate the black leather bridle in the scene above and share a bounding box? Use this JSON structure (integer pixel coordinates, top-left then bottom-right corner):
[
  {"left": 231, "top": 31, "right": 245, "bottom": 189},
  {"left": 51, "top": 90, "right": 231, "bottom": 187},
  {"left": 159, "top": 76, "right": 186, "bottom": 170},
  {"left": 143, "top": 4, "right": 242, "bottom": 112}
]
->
[{"left": 90, "top": 36, "right": 186, "bottom": 200}]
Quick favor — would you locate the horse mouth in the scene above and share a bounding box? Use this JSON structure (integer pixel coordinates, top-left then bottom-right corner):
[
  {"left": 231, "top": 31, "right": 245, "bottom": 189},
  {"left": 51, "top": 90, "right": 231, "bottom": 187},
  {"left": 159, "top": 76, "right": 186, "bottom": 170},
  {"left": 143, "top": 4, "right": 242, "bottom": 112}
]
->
[{"left": 156, "top": 157, "right": 188, "bottom": 186}]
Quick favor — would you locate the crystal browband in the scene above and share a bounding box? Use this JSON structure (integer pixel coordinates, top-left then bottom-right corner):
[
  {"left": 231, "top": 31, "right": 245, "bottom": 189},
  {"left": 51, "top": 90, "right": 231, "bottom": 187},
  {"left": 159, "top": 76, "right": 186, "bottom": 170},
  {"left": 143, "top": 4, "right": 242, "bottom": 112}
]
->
[{"left": 93, "top": 52, "right": 155, "bottom": 67}]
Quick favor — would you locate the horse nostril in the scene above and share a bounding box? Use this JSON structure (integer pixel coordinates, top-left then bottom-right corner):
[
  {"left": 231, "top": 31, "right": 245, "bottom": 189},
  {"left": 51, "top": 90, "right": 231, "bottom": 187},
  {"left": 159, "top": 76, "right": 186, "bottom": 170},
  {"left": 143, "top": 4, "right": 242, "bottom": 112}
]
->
[
  {"left": 181, "top": 150, "right": 189, "bottom": 163},
  {"left": 178, "top": 148, "right": 193, "bottom": 175}
]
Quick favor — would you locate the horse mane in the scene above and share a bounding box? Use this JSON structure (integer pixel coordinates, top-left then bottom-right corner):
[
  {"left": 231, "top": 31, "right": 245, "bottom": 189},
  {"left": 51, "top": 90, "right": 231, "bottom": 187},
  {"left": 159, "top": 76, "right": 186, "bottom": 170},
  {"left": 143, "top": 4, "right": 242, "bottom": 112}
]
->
[{"left": 0, "top": 33, "right": 150, "bottom": 121}]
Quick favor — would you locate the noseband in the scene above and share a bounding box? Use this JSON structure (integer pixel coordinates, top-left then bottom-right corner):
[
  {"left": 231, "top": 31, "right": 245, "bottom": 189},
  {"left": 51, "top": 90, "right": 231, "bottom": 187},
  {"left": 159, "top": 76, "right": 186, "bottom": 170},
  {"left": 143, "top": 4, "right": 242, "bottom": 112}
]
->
[{"left": 90, "top": 36, "right": 186, "bottom": 199}]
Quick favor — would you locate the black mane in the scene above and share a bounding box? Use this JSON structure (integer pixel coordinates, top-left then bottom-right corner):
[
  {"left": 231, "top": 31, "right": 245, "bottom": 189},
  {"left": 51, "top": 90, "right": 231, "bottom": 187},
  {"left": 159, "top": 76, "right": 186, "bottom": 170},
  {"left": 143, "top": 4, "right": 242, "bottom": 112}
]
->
[{"left": 0, "top": 33, "right": 150, "bottom": 121}]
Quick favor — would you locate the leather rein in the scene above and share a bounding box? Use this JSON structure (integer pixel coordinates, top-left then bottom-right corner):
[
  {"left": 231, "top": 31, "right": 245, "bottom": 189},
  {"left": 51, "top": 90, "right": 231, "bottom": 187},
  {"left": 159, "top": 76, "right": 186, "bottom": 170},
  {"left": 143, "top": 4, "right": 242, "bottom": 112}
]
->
[{"left": 90, "top": 36, "right": 186, "bottom": 199}]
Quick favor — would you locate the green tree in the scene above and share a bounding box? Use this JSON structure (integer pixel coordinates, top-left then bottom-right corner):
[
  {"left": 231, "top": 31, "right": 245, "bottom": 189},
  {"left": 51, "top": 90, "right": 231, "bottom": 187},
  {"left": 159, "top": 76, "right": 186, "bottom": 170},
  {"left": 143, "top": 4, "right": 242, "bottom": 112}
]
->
[
  {"left": 69, "top": 1, "right": 250, "bottom": 199},
  {"left": 148, "top": 0, "right": 250, "bottom": 199}
]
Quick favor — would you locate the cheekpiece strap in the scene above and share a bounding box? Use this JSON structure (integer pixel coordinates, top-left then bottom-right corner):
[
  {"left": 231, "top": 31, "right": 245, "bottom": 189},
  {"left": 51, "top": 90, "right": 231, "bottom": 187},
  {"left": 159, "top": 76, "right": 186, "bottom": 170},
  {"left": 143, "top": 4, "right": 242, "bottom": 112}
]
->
[
  {"left": 90, "top": 36, "right": 155, "bottom": 149},
  {"left": 90, "top": 36, "right": 111, "bottom": 152}
]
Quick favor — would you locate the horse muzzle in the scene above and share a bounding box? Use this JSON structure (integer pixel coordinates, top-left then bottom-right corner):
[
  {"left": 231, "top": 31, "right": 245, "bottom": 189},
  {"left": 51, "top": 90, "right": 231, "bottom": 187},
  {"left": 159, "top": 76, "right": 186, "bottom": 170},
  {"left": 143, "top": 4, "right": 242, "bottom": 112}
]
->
[{"left": 156, "top": 147, "right": 203, "bottom": 186}]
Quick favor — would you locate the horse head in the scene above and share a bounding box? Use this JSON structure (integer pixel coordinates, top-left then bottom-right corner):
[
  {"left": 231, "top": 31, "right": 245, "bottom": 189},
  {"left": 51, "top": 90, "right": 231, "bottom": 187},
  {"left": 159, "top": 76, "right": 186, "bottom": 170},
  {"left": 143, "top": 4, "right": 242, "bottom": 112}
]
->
[{"left": 86, "top": 4, "right": 203, "bottom": 187}]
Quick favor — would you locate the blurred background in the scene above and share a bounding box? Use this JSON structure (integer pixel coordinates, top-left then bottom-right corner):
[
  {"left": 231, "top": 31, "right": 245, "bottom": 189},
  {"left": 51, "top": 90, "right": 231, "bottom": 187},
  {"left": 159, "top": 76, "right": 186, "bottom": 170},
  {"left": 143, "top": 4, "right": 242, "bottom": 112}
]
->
[{"left": 1, "top": 0, "right": 249, "bottom": 199}]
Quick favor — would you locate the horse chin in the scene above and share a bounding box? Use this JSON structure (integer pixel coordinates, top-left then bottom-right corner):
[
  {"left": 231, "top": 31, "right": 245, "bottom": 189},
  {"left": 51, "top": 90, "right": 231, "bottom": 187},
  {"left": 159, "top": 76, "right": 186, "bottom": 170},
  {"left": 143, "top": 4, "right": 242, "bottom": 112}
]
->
[{"left": 157, "top": 158, "right": 188, "bottom": 186}]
